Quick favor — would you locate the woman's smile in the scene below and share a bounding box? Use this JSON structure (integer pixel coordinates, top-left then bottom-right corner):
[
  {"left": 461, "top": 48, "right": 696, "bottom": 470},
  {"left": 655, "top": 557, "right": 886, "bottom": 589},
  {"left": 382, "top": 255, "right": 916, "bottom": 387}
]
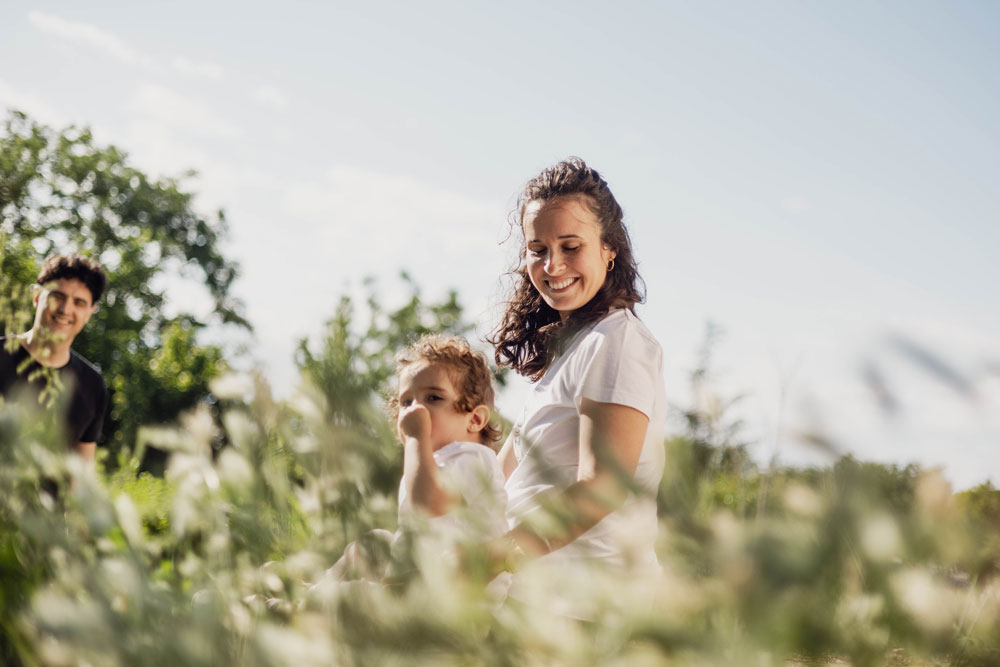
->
[{"left": 546, "top": 276, "right": 578, "bottom": 292}]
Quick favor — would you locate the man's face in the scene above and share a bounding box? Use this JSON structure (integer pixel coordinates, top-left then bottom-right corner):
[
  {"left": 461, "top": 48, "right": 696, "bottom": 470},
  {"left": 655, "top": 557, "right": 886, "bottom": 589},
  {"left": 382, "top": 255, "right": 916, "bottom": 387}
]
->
[{"left": 32, "top": 278, "right": 97, "bottom": 345}]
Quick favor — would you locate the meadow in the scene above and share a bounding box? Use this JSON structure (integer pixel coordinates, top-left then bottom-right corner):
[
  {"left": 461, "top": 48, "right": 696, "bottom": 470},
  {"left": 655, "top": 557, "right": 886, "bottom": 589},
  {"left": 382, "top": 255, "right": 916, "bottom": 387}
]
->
[{"left": 2, "top": 339, "right": 998, "bottom": 666}]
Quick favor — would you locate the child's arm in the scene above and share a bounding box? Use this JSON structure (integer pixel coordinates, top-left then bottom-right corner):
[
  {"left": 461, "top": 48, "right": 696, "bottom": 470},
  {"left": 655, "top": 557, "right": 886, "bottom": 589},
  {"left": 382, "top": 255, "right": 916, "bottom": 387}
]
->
[{"left": 398, "top": 404, "right": 456, "bottom": 517}]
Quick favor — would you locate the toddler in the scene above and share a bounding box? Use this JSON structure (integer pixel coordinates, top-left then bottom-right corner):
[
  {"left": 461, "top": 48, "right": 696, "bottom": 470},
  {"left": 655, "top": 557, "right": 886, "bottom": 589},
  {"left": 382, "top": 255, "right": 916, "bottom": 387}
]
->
[{"left": 330, "top": 334, "right": 507, "bottom": 580}]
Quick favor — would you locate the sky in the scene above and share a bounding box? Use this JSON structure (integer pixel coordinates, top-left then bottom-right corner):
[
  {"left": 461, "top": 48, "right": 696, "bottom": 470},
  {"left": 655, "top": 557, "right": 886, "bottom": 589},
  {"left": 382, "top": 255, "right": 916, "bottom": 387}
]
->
[{"left": 2, "top": 1, "right": 997, "bottom": 489}]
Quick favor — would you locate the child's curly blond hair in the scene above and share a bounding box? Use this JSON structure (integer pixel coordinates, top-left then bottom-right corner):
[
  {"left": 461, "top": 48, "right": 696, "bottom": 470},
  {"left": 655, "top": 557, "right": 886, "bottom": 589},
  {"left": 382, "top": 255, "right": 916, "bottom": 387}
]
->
[{"left": 390, "top": 334, "right": 501, "bottom": 447}]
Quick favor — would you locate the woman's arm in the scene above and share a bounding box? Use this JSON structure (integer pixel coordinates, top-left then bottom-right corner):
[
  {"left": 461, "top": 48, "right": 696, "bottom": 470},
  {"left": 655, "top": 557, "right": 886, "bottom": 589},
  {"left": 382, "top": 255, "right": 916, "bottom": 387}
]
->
[
  {"left": 509, "top": 397, "right": 648, "bottom": 555},
  {"left": 496, "top": 431, "right": 520, "bottom": 480}
]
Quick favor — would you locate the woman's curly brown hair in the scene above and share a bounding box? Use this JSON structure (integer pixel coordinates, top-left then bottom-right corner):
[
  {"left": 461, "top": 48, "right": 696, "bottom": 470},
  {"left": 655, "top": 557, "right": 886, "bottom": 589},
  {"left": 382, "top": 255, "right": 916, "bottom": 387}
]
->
[
  {"left": 390, "top": 334, "right": 502, "bottom": 447},
  {"left": 489, "top": 157, "right": 645, "bottom": 381}
]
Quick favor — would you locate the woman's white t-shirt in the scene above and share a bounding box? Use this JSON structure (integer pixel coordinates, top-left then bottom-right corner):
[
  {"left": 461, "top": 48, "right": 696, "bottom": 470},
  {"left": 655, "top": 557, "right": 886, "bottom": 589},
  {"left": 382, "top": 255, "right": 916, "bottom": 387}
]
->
[{"left": 505, "top": 309, "right": 666, "bottom": 575}]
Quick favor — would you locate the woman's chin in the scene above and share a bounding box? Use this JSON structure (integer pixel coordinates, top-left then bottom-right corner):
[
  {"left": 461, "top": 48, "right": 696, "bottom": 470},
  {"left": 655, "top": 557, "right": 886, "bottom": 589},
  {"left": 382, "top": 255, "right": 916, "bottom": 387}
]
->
[{"left": 542, "top": 299, "right": 573, "bottom": 317}]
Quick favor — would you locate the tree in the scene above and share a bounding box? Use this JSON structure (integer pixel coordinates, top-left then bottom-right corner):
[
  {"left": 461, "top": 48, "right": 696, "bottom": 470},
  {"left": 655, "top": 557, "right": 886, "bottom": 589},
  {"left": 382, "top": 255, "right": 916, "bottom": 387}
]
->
[{"left": 0, "top": 110, "right": 248, "bottom": 455}]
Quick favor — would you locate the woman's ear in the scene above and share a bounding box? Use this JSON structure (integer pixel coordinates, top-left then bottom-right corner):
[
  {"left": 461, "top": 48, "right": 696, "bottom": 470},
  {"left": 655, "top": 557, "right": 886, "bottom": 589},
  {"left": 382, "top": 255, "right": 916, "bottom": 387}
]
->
[{"left": 467, "top": 405, "right": 490, "bottom": 435}]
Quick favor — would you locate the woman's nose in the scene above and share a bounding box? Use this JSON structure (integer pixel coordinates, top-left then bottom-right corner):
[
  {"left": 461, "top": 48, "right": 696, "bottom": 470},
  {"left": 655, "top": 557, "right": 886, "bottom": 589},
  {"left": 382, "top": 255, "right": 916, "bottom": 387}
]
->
[{"left": 544, "top": 251, "right": 564, "bottom": 275}]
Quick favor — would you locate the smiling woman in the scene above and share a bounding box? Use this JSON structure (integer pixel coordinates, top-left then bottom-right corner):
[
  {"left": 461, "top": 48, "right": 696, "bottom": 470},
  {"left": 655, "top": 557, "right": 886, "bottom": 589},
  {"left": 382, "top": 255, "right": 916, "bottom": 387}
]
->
[
  {"left": 490, "top": 158, "right": 666, "bottom": 618},
  {"left": 522, "top": 196, "right": 616, "bottom": 319},
  {"left": 493, "top": 158, "right": 646, "bottom": 382}
]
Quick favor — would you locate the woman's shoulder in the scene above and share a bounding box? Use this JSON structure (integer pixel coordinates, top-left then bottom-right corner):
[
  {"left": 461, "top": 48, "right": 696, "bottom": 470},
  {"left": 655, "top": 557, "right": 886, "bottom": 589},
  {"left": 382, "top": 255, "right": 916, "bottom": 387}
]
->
[{"left": 589, "top": 309, "right": 662, "bottom": 350}]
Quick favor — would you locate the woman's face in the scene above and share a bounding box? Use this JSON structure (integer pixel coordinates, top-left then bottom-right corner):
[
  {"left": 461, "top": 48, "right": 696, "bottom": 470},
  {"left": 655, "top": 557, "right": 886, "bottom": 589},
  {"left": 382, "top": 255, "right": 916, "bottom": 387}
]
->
[{"left": 522, "top": 196, "right": 616, "bottom": 321}]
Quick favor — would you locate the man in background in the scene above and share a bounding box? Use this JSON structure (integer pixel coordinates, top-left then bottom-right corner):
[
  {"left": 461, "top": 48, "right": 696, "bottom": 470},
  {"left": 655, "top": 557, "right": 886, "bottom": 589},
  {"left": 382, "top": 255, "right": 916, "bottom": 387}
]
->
[{"left": 0, "top": 253, "right": 108, "bottom": 461}]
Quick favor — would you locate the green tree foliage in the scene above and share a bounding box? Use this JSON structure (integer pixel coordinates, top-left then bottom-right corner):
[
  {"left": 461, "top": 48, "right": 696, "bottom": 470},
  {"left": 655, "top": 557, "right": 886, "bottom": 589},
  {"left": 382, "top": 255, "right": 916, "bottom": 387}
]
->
[
  {"left": 956, "top": 481, "right": 1000, "bottom": 579},
  {"left": 958, "top": 481, "right": 1000, "bottom": 525},
  {"left": 296, "top": 274, "right": 474, "bottom": 422},
  {"left": 0, "top": 110, "right": 247, "bottom": 453},
  {"left": 0, "top": 235, "right": 37, "bottom": 354}
]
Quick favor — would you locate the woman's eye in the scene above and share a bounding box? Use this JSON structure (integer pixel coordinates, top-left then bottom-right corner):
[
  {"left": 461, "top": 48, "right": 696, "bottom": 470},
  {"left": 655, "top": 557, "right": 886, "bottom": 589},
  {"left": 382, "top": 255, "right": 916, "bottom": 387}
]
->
[
  {"left": 528, "top": 247, "right": 546, "bottom": 257},
  {"left": 427, "top": 394, "right": 442, "bottom": 402},
  {"left": 399, "top": 397, "right": 412, "bottom": 407},
  {"left": 563, "top": 245, "right": 580, "bottom": 253}
]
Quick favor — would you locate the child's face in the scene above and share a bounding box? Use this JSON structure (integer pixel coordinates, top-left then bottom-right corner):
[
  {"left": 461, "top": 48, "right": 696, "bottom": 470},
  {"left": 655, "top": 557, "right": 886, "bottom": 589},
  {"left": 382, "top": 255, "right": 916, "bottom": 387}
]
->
[{"left": 396, "top": 360, "right": 480, "bottom": 451}]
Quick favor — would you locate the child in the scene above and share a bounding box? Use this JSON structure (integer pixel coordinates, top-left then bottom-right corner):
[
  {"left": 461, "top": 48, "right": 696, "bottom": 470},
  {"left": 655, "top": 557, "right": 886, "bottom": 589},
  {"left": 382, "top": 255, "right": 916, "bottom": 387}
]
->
[{"left": 329, "top": 334, "right": 507, "bottom": 580}]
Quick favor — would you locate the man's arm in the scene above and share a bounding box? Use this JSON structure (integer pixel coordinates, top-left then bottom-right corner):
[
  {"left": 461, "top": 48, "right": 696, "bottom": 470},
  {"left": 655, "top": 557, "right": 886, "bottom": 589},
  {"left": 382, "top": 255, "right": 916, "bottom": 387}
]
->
[{"left": 74, "top": 441, "right": 96, "bottom": 462}]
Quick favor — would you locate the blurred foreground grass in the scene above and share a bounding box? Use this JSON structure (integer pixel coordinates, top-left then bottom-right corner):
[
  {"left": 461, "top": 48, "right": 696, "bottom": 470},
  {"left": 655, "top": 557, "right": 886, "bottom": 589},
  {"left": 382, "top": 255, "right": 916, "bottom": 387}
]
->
[{"left": 1, "top": 369, "right": 999, "bottom": 666}]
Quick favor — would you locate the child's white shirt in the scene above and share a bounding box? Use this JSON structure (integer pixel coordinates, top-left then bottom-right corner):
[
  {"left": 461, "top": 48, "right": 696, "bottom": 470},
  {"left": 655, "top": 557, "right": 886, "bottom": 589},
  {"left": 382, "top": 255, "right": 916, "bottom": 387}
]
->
[{"left": 397, "top": 440, "right": 508, "bottom": 541}]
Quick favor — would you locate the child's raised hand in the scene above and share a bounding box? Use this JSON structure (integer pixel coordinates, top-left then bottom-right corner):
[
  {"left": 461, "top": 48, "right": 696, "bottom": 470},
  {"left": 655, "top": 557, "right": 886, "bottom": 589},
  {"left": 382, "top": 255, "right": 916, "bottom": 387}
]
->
[{"left": 398, "top": 403, "right": 432, "bottom": 443}]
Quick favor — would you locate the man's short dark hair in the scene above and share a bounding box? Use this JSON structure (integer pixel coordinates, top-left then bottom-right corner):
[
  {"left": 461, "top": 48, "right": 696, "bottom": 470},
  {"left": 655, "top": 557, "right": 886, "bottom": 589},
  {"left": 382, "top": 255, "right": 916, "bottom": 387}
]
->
[{"left": 37, "top": 254, "right": 108, "bottom": 304}]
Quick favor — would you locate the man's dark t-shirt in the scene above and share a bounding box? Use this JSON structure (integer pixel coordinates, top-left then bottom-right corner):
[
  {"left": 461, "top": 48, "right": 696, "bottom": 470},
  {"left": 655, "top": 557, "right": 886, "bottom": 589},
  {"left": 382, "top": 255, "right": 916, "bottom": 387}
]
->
[{"left": 0, "top": 337, "right": 108, "bottom": 445}]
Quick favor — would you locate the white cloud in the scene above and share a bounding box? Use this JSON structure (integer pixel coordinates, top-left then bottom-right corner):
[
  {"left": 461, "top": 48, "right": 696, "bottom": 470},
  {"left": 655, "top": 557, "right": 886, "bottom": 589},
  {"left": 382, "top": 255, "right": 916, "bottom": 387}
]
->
[
  {"left": 283, "top": 165, "right": 499, "bottom": 255},
  {"left": 128, "top": 84, "right": 242, "bottom": 139},
  {"left": 27, "top": 11, "right": 154, "bottom": 68},
  {"left": 277, "top": 164, "right": 503, "bottom": 309},
  {"left": 27, "top": 11, "right": 226, "bottom": 81},
  {"left": 172, "top": 57, "right": 225, "bottom": 79},
  {"left": 272, "top": 125, "right": 295, "bottom": 142},
  {"left": 253, "top": 84, "right": 288, "bottom": 110},
  {"left": 781, "top": 195, "right": 810, "bottom": 214},
  {"left": 123, "top": 119, "right": 218, "bottom": 178},
  {"left": 232, "top": 165, "right": 508, "bottom": 393},
  {"left": 0, "top": 79, "right": 66, "bottom": 126},
  {"left": 119, "top": 118, "right": 281, "bottom": 216}
]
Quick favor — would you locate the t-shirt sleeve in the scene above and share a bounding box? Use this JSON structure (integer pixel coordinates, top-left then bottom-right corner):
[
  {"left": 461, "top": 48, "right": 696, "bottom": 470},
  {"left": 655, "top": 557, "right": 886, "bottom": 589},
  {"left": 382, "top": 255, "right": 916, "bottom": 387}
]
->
[
  {"left": 446, "top": 447, "right": 507, "bottom": 510},
  {"left": 80, "top": 377, "right": 108, "bottom": 443},
  {"left": 575, "top": 318, "right": 663, "bottom": 420},
  {"left": 430, "top": 447, "right": 509, "bottom": 539}
]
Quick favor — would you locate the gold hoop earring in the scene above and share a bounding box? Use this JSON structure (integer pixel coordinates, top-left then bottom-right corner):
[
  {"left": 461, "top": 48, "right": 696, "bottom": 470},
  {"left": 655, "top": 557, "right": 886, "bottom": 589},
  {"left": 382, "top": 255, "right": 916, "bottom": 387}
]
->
[{"left": 607, "top": 258, "right": 615, "bottom": 272}]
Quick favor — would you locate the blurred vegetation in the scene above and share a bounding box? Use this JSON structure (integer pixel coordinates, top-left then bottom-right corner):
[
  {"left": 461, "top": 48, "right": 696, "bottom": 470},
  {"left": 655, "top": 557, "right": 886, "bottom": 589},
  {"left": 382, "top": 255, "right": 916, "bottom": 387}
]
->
[
  {"left": 0, "top": 110, "right": 245, "bottom": 459},
  {"left": 0, "top": 278, "right": 996, "bottom": 666},
  {"left": 2, "top": 110, "right": 999, "bottom": 665}
]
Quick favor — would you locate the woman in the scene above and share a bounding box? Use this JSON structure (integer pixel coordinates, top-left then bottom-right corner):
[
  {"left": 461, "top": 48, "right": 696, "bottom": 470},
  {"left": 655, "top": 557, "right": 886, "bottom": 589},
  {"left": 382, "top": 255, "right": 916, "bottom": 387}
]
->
[{"left": 491, "top": 158, "right": 666, "bottom": 607}]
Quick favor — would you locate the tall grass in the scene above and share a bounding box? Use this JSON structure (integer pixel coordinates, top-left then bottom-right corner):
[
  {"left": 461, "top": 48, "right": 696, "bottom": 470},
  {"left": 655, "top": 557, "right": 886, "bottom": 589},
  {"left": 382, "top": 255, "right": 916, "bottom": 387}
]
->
[{"left": 1, "top": 364, "right": 998, "bottom": 667}]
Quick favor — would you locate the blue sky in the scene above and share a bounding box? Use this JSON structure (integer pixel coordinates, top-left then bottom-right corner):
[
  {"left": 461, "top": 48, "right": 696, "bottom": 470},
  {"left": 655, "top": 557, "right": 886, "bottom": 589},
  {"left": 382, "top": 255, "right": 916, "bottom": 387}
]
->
[{"left": 2, "top": 1, "right": 997, "bottom": 488}]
